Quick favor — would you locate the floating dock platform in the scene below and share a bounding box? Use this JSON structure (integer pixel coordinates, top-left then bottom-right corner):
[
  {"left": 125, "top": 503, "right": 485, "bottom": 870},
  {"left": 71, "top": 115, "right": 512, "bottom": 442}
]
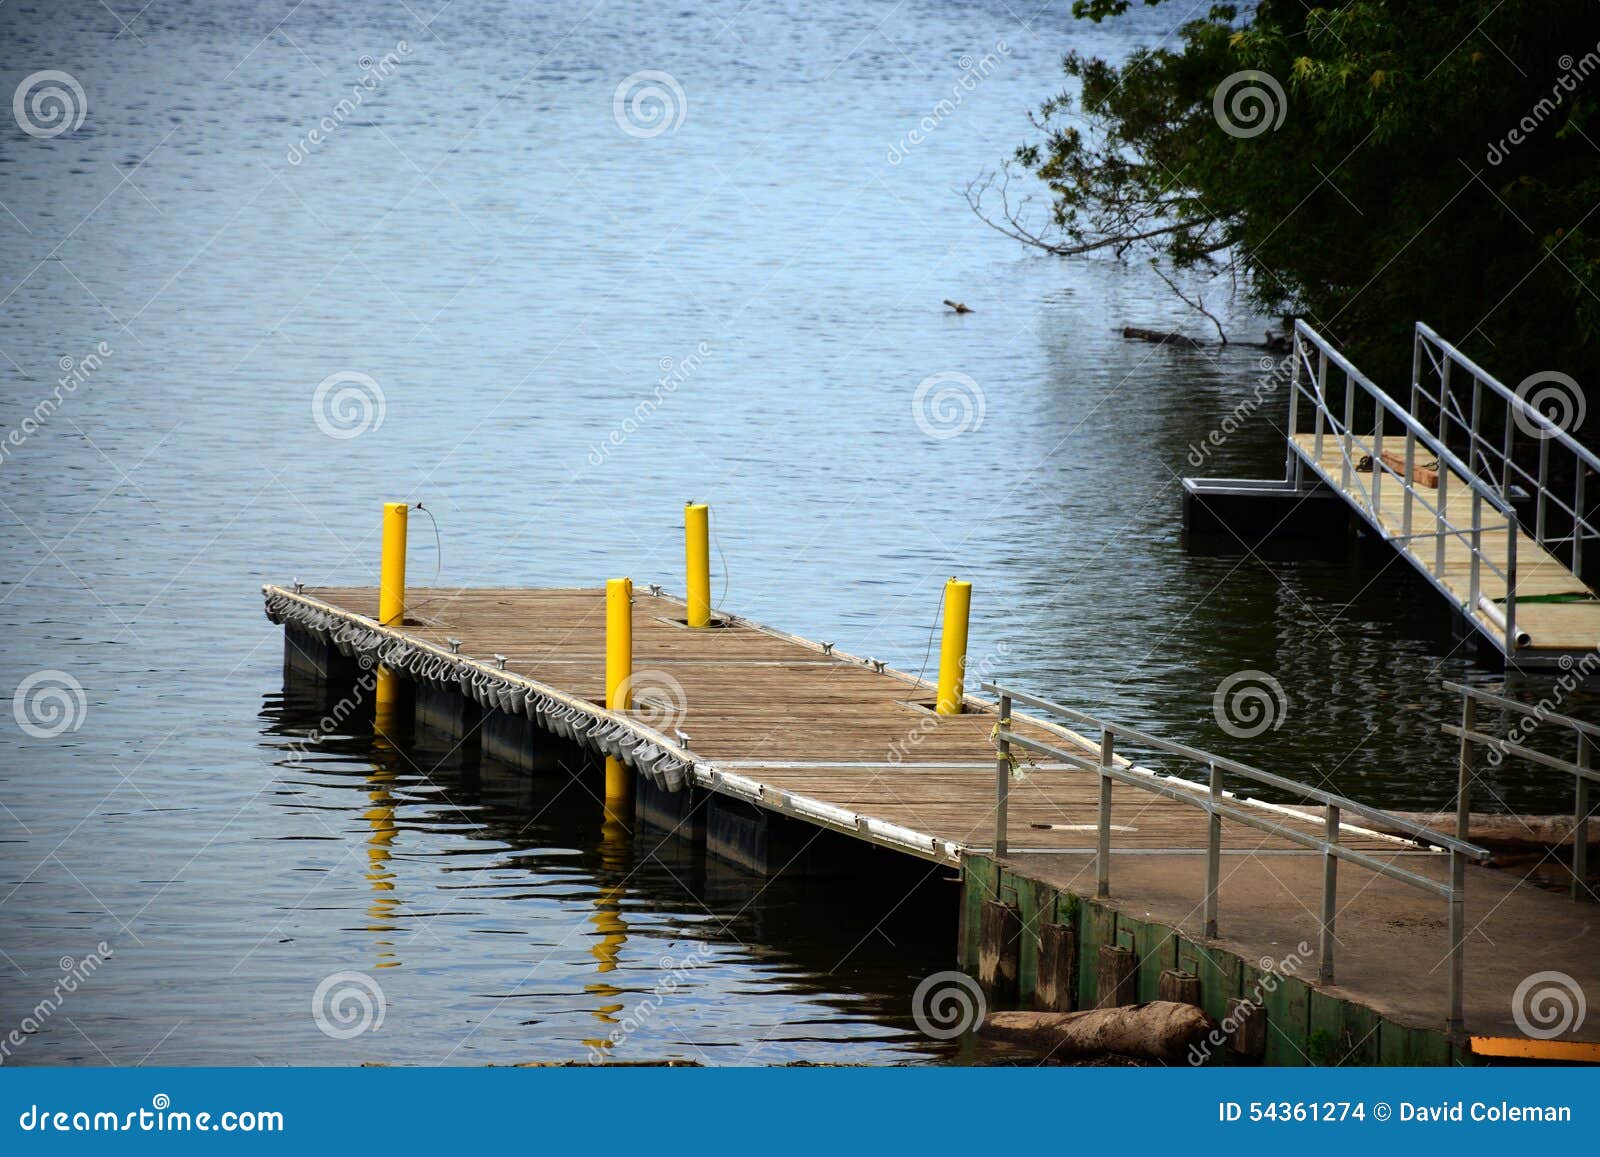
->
[{"left": 267, "top": 579, "right": 1600, "bottom": 1065}]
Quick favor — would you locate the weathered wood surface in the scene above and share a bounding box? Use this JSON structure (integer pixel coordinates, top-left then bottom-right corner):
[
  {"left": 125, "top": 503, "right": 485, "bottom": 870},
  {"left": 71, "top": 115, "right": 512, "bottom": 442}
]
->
[
  {"left": 292, "top": 585, "right": 1416, "bottom": 860},
  {"left": 1292, "top": 433, "right": 1600, "bottom": 653}
]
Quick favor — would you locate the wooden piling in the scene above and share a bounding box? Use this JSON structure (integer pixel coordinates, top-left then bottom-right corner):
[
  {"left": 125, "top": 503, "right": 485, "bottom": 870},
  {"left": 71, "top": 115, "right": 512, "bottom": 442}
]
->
[{"left": 978, "top": 900, "right": 1020, "bottom": 999}]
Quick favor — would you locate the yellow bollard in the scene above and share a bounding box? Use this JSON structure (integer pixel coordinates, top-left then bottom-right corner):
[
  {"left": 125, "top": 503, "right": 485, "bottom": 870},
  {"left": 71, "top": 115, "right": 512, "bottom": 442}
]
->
[
  {"left": 604, "top": 577, "right": 634, "bottom": 815},
  {"left": 378, "top": 502, "right": 408, "bottom": 627},
  {"left": 935, "top": 578, "right": 971, "bottom": 715},
  {"left": 685, "top": 502, "right": 711, "bottom": 627},
  {"left": 374, "top": 668, "right": 403, "bottom": 742}
]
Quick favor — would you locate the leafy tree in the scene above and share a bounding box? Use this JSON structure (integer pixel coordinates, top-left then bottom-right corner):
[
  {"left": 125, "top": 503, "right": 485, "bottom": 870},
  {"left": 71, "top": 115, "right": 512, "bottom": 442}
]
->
[{"left": 976, "top": 0, "right": 1600, "bottom": 393}]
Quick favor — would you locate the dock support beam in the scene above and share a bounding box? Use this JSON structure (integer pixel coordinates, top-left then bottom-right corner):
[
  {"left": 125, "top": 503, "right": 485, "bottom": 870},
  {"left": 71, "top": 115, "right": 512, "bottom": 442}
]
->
[
  {"left": 935, "top": 578, "right": 971, "bottom": 715},
  {"left": 605, "top": 577, "right": 634, "bottom": 819},
  {"left": 685, "top": 503, "right": 711, "bottom": 627},
  {"left": 379, "top": 502, "right": 407, "bottom": 627}
]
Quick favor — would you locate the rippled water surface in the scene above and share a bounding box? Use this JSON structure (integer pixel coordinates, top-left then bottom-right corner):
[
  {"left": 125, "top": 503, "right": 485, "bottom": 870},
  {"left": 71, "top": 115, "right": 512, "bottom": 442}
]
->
[{"left": 1, "top": 0, "right": 1590, "bottom": 1066}]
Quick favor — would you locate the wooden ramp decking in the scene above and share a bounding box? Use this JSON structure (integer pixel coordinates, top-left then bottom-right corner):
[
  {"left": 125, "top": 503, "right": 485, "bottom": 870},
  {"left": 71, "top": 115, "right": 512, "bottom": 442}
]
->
[{"left": 1291, "top": 433, "right": 1600, "bottom": 662}]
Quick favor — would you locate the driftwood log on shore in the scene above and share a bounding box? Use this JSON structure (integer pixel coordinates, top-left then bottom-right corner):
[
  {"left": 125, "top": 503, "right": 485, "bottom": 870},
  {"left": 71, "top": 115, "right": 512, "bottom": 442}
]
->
[{"left": 980, "top": 1002, "right": 1213, "bottom": 1063}]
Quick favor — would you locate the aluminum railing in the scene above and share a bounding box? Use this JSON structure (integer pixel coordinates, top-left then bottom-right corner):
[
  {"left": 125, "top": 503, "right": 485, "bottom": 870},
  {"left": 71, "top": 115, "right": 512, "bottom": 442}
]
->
[
  {"left": 983, "top": 681, "right": 1491, "bottom": 1031},
  {"left": 1288, "top": 320, "right": 1525, "bottom": 652},
  {"left": 1415, "top": 324, "right": 1600, "bottom": 582},
  {"left": 1443, "top": 680, "right": 1599, "bottom": 902}
]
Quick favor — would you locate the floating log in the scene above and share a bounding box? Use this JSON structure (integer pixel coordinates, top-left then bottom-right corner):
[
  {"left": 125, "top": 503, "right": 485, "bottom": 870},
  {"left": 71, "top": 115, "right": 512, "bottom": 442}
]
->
[
  {"left": 1122, "top": 326, "right": 1201, "bottom": 349},
  {"left": 980, "top": 1002, "right": 1215, "bottom": 1063},
  {"left": 943, "top": 299, "right": 973, "bottom": 313}
]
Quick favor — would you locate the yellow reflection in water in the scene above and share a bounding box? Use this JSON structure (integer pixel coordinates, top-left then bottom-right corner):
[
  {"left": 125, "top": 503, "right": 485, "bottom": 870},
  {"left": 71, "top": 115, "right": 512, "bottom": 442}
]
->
[
  {"left": 365, "top": 670, "right": 404, "bottom": 968},
  {"left": 582, "top": 811, "right": 632, "bottom": 1052}
]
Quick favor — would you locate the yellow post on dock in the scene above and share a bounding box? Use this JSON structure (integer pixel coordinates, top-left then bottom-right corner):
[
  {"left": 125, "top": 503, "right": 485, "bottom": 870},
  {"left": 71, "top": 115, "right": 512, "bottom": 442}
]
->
[
  {"left": 685, "top": 502, "right": 711, "bottom": 627},
  {"left": 378, "top": 502, "right": 408, "bottom": 627},
  {"left": 605, "top": 577, "right": 634, "bottom": 815},
  {"left": 935, "top": 578, "right": 971, "bottom": 715},
  {"left": 376, "top": 502, "right": 409, "bottom": 738}
]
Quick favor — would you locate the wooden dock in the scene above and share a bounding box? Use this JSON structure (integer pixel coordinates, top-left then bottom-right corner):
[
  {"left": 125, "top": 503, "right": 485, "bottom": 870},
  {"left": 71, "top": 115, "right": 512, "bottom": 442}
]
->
[{"left": 266, "top": 582, "right": 1600, "bottom": 1060}]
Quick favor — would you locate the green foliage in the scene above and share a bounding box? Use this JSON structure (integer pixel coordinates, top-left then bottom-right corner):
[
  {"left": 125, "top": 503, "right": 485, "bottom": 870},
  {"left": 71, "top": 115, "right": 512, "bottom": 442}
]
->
[{"left": 1015, "top": 0, "right": 1600, "bottom": 387}]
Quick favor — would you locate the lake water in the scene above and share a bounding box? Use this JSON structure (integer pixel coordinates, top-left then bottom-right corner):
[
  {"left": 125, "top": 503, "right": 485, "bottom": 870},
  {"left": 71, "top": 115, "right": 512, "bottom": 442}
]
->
[{"left": 0, "top": 0, "right": 1587, "bottom": 1066}]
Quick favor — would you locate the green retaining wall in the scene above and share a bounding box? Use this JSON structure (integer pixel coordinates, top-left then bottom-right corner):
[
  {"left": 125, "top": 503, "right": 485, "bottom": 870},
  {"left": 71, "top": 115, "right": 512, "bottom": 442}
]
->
[{"left": 960, "top": 854, "right": 1468, "bottom": 1067}]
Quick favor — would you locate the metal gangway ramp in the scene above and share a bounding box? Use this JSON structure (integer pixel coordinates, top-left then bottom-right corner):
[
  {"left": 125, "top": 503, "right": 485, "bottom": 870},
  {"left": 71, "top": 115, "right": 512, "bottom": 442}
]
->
[{"left": 1285, "top": 320, "right": 1600, "bottom": 668}]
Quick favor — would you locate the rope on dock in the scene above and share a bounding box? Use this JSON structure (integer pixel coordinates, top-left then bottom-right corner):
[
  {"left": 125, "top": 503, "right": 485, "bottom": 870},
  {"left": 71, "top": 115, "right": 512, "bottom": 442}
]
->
[{"left": 263, "top": 588, "right": 694, "bottom": 792}]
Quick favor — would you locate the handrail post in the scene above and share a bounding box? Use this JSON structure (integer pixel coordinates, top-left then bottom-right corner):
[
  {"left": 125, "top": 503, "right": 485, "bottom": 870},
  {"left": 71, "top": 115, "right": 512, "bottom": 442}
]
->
[
  {"left": 1501, "top": 392, "right": 1514, "bottom": 495},
  {"left": 1536, "top": 437, "right": 1550, "bottom": 543},
  {"left": 1576, "top": 734, "right": 1592, "bottom": 902},
  {"left": 1285, "top": 347, "right": 1300, "bottom": 483},
  {"left": 1575, "top": 468, "right": 1587, "bottom": 582},
  {"left": 1472, "top": 377, "right": 1484, "bottom": 476},
  {"left": 1469, "top": 490, "right": 1483, "bottom": 611},
  {"left": 1505, "top": 517, "right": 1518, "bottom": 654},
  {"left": 1205, "top": 761, "right": 1222, "bottom": 938},
  {"left": 1435, "top": 456, "right": 1450, "bottom": 577},
  {"left": 994, "top": 694, "right": 1012, "bottom": 858},
  {"left": 1313, "top": 347, "right": 1329, "bottom": 462},
  {"left": 1341, "top": 369, "right": 1356, "bottom": 490},
  {"left": 1449, "top": 691, "right": 1474, "bottom": 1035},
  {"left": 1438, "top": 355, "right": 1452, "bottom": 448},
  {"left": 1097, "top": 729, "right": 1114, "bottom": 898},
  {"left": 1403, "top": 428, "right": 1416, "bottom": 538},
  {"left": 1320, "top": 805, "right": 1339, "bottom": 984},
  {"left": 1372, "top": 403, "right": 1384, "bottom": 510}
]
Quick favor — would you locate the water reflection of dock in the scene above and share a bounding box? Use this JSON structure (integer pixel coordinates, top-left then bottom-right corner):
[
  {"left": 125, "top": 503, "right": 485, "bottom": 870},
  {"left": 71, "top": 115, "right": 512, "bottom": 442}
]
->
[{"left": 267, "top": 578, "right": 1598, "bottom": 1065}]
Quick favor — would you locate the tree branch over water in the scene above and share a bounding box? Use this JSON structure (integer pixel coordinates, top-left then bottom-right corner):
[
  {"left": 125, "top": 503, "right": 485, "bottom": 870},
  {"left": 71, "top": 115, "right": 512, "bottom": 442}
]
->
[{"left": 977, "top": 0, "right": 1600, "bottom": 388}]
